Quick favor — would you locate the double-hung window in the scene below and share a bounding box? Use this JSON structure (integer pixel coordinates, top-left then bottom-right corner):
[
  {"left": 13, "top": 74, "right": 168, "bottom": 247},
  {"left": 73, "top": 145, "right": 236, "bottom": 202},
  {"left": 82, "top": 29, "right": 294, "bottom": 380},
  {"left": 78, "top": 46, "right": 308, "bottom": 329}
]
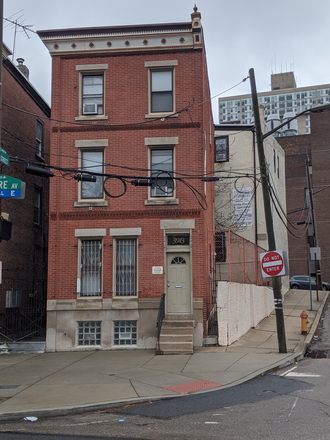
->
[
  {"left": 151, "top": 70, "right": 173, "bottom": 113},
  {"left": 115, "top": 238, "right": 137, "bottom": 296},
  {"left": 214, "top": 136, "right": 229, "bottom": 163},
  {"left": 80, "top": 239, "right": 102, "bottom": 297},
  {"left": 81, "top": 150, "right": 103, "bottom": 199},
  {"left": 151, "top": 149, "right": 174, "bottom": 197},
  {"left": 36, "top": 120, "right": 43, "bottom": 157},
  {"left": 145, "top": 60, "right": 177, "bottom": 117},
  {"left": 82, "top": 74, "right": 103, "bottom": 115},
  {"left": 75, "top": 64, "right": 108, "bottom": 119}
]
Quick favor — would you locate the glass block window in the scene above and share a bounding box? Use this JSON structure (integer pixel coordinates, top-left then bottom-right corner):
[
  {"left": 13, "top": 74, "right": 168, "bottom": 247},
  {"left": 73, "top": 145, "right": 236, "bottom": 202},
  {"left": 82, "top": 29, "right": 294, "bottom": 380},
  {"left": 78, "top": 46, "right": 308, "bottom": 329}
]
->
[
  {"left": 78, "top": 321, "right": 101, "bottom": 346},
  {"left": 114, "top": 321, "right": 137, "bottom": 346}
]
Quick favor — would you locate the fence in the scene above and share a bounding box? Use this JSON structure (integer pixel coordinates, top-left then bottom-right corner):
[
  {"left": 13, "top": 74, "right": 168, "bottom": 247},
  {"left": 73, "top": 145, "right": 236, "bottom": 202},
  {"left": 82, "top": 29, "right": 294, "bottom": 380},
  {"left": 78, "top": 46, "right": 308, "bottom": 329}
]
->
[
  {"left": 211, "top": 229, "right": 271, "bottom": 287},
  {"left": 0, "top": 270, "right": 47, "bottom": 342}
]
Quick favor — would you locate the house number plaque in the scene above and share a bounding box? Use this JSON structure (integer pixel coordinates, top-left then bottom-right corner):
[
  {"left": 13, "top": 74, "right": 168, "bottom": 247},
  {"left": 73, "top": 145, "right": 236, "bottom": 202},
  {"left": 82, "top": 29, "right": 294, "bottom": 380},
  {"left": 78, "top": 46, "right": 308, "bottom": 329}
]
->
[{"left": 167, "top": 235, "right": 190, "bottom": 246}]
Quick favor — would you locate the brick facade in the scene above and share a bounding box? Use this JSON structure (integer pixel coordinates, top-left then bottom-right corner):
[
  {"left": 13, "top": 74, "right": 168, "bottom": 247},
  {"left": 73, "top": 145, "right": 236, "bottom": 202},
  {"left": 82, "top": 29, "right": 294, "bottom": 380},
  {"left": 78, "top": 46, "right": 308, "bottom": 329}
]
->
[
  {"left": 39, "top": 9, "right": 214, "bottom": 351},
  {"left": 278, "top": 111, "right": 330, "bottom": 280},
  {"left": 0, "top": 48, "right": 50, "bottom": 329}
]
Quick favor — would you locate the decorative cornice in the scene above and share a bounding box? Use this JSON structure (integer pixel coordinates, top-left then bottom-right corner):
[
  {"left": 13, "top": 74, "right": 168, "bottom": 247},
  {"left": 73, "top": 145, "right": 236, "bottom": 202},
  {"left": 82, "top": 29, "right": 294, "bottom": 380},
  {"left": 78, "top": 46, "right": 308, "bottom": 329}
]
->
[
  {"left": 50, "top": 209, "right": 201, "bottom": 221},
  {"left": 38, "top": 22, "right": 203, "bottom": 55}
]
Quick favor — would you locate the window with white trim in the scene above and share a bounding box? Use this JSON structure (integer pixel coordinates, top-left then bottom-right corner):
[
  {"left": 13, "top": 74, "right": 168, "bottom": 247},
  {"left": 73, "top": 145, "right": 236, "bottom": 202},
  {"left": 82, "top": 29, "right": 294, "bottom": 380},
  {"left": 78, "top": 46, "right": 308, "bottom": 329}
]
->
[
  {"left": 151, "top": 149, "right": 174, "bottom": 197},
  {"left": 82, "top": 74, "right": 104, "bottom": 115},
  {"left": 80, "top": 150, "right": 104, "bottom": 199},
  {"left": 115, "top": 238, "right": 137, "bottom": 296},
  {"left": 150, "top": 70, "right": 173, "bottom": 113},
  {"left": 80, "top": 239, "right": 102, "bottom": 296},
  {"left": 145, "top": 61, "right": 177, "bottom": 117}
]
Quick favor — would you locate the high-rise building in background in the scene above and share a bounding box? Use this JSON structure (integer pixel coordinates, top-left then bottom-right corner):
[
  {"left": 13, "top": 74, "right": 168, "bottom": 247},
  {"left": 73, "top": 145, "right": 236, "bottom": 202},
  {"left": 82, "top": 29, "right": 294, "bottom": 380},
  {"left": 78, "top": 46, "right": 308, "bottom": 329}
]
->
[{"left": 218, "top": 72, "right": 330, "bottom": 137}]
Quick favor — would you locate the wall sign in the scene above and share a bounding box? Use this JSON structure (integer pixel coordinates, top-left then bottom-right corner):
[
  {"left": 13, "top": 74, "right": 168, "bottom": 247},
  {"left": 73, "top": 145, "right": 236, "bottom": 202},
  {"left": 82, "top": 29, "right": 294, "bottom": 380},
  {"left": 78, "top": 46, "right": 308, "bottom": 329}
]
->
[
  {"left": 152, "top": 266, "right": 163, "bottom": 275},
  {"left": 233, "top": 187, "right": 253, "bottom": 227}
]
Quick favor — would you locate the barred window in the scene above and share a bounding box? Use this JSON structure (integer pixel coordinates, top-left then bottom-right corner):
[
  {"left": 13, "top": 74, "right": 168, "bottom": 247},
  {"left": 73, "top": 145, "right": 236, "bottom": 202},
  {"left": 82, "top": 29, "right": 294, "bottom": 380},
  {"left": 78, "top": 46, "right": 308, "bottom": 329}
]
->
[
  {"left": 115, "top": 239, "right": 137, "bottom": 296},
  {"left": 81, "top": 239, "right": 102, "bottom": 296}
]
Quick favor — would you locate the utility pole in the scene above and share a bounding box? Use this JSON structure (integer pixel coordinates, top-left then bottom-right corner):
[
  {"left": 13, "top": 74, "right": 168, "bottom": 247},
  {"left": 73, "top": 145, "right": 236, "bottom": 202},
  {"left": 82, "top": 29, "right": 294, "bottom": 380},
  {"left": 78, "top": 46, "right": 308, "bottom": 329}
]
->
[{"left": 249, "top": 68, "right": 287, "bottom": 354}]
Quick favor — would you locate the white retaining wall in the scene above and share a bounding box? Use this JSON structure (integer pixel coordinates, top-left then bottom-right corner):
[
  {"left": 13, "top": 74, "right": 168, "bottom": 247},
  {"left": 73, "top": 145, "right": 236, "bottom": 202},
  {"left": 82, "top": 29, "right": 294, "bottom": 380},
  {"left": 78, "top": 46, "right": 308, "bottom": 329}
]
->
[{"left": 217, "top": 281, "right": 274, "bottom": 346}]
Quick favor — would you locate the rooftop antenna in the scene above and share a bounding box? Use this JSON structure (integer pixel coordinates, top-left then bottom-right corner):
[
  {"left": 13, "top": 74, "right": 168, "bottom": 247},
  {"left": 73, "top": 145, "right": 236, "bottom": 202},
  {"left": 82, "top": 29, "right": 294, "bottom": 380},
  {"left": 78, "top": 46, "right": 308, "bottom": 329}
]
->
[{"left": 3, "top": 10, "right": 35, "bottom": 60}]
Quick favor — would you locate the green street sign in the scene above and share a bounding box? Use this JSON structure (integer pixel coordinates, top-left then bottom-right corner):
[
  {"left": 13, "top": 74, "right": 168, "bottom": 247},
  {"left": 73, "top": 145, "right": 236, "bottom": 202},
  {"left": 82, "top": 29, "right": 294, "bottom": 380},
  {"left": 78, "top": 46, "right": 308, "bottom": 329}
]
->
[
  {"left": 0, "top": 175, "right": 25, "bottom": 199},
  {"left": 0, "top": 148, "right": 9, "bottom": 167}
]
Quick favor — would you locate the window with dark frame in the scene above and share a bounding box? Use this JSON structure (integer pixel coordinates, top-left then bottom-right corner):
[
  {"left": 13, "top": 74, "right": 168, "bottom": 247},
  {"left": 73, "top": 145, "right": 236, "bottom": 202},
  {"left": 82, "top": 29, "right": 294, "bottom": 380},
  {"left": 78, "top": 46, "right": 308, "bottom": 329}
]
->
[
  {"left": 33, "top": 188, "right": 42, "bottom": 226},
  {"left": 36, "top": 120, "right": 43, "bottom": 156},
  {"left": 150, "top": 70, "right": 173, "bottom": 113},
  {"left": 214, "top": 136, "right": 229, "bottom": 162},
  {"left": 82, "top": 74, "right": 104, "bottom": 115},
  {"left": 81, "top": 150, "right": 103, "bottom": 199},
  {"left": 215, "top": 231, "right": 226, "bottom": 262},
  {"left": 151, "top": 149, "right": 174, "bottom": 197}
]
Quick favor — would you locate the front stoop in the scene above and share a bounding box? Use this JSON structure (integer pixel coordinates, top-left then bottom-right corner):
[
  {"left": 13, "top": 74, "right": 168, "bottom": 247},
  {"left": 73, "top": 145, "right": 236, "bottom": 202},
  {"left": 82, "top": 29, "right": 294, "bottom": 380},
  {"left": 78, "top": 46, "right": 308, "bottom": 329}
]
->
[{"left": 157, "top": 319, "right": 195, "bottom": 355}]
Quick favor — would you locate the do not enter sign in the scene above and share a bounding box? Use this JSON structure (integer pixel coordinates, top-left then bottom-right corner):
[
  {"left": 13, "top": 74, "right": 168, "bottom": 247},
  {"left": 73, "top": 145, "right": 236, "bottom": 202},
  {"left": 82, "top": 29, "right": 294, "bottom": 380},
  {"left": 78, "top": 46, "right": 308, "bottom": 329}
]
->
[{"left": 260, "top": 250, "right": 287, "bottom": 278}]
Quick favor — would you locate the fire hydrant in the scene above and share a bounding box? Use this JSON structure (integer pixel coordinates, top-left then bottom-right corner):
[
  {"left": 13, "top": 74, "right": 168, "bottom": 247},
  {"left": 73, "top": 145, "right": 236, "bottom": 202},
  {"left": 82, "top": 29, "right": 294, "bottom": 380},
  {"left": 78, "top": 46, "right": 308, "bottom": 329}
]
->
[{"left": 300, "top": 310, "right": 308, "bottom": 335}]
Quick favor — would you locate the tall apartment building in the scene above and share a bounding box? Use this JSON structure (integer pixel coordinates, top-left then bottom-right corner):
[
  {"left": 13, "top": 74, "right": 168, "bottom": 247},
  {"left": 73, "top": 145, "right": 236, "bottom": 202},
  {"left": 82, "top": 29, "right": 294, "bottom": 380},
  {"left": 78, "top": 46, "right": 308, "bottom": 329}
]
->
[
  {"left": 219, "top": 72, "right": 330, "bottom": 136},
  {"left": 38, "top": 7, "right": 215, "bottom": 353}
]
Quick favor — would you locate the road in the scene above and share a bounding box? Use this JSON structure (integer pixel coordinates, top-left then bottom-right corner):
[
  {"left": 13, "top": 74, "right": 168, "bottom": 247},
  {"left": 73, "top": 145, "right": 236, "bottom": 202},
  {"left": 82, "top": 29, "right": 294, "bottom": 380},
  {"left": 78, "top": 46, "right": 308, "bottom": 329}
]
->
[{"left": 1, "top": 357, "right": 330, "bottom": 440}]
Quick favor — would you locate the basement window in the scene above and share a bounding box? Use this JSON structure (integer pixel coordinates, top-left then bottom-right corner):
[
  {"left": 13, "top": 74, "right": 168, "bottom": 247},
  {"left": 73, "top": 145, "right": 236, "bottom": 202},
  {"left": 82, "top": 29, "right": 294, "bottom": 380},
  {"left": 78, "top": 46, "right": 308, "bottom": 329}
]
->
[
  {"left": 114, "top": 321, "right": 137, "bottom": 346},
  {"left": 78, "top": 321, "right": 101, "bottom": 346}
]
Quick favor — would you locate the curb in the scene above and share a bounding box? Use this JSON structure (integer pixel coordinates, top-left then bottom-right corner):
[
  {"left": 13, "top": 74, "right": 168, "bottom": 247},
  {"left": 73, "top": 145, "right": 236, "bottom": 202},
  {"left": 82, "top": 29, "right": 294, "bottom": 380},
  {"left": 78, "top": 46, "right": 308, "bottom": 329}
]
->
[
  {"left": 294, "top": 291, "right": 329, "bottom": 359},
  {"left": 0, "top": 353, "right": 300, "bottom": 422}
]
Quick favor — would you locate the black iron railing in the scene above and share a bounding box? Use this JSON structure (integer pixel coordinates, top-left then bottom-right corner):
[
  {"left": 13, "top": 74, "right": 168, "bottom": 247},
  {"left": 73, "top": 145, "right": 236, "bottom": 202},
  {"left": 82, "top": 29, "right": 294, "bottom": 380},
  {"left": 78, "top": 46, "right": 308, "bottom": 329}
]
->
[{"left": 156, "top": 293, "right": 165, "bottom": 351}]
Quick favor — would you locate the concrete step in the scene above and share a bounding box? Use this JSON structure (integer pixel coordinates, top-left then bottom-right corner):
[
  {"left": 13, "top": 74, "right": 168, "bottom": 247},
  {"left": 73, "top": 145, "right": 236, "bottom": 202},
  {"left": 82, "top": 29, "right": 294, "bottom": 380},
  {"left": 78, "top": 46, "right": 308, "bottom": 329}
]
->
[
  {"left": 160, "top": 327, "right": 194, "bottom": 336},
  {"left": 8, "top": 341, "right": 45, "bottom": 354},
  {"left": 157, "top": 341, "right": 194, "bottom": 355},
  {"left": 159, "top": 334, "right": 193, "bottom": 343},
  {"left": 162, "top": 320, "right": 195, "bottom": 328}
]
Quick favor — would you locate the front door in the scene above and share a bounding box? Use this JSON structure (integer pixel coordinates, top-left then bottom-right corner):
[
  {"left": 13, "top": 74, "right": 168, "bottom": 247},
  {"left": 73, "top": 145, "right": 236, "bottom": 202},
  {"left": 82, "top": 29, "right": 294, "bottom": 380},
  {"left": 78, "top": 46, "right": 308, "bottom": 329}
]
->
[{"left": 166, "top": 252, "right": 191, "bottom": 313}]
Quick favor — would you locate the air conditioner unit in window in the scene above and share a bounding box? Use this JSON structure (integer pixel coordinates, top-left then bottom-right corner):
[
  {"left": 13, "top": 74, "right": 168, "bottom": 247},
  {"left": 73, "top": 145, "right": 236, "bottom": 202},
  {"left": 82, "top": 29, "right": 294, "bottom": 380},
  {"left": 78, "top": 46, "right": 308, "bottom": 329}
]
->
[
  {"left": 83, "top": 103, "right": 98, "bottom": 115},
  {"left": 154, "top": 186, "right": 169, "bottom": 196}
]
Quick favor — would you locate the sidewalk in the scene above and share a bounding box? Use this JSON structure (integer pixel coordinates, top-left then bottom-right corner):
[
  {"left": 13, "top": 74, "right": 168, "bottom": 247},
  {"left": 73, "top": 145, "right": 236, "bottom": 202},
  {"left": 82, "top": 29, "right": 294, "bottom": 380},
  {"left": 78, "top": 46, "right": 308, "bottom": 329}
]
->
[{"left": 0, "top": 288, "right": 327, "bottom": 421}]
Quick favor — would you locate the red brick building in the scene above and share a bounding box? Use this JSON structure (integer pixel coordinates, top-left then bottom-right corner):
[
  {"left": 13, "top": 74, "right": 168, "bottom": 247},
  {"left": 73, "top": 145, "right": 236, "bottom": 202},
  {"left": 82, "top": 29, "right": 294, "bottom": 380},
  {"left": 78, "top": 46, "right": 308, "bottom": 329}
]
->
[
  {"left": 38, "top": 7, "right": 214, "bottom": 352},
  {"left": 277, "top": 110, "right": 330, "bottom": 280},
  {"left": 0, "top": 44, "right": 50, "bottom": 339}
]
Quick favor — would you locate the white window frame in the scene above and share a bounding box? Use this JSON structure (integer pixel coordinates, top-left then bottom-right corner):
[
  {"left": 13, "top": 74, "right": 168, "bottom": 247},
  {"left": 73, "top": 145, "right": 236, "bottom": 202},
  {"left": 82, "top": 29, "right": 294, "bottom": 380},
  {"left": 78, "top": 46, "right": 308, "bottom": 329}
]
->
[
  {"left": 75, "top": 229, "right": 106, "bottom": 298},
  {"left": 144, "top": 137, "right": 179, "bottom": 205},
  {"left": 75, "top": 64, "right": 108, "bottom": 121},
  {"left": 110, "top": 229, "right": 140, "bottom": 298},
  {"left": 145, "top": 60, "right": 178, "bottom": 118},
  {"left": 74, "top": 140, "right": 108, "bottom": 207}
]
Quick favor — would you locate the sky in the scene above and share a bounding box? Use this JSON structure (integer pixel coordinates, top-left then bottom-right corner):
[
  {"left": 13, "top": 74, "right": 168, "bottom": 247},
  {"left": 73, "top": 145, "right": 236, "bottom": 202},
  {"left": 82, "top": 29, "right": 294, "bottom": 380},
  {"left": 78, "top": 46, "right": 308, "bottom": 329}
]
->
[{"left": 3, "top": 0, "right": 330, "bottom": 122}]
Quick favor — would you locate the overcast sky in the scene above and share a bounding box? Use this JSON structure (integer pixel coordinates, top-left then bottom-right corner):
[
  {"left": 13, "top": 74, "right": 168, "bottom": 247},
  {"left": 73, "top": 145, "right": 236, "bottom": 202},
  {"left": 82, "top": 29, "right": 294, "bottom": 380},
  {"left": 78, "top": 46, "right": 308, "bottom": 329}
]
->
[{"left": 3, "top": 0, "right": 330, "bottom": 121}]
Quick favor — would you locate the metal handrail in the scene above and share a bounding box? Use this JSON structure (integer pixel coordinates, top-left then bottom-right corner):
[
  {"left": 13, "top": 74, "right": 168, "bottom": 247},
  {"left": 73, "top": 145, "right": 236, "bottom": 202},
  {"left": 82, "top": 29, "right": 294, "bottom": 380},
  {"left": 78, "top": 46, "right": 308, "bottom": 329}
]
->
[{"left": 156, "top": 293, "right": 165, "bottom": 351}]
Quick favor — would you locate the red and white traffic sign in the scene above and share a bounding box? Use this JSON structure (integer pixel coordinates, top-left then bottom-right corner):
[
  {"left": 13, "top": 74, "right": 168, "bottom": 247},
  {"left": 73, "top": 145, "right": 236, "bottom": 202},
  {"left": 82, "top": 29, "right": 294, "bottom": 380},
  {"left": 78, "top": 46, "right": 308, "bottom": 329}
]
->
[{"left": 260, "top": 250, "right": 287, "bottom": 278}]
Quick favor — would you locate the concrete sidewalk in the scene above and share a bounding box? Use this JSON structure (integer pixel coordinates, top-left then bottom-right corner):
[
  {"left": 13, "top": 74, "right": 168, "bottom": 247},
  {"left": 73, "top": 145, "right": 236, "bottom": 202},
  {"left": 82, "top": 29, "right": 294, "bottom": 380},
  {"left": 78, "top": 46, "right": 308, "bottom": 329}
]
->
[{"left": 0, "top": 288, "right": 327, "bottom": 421}]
